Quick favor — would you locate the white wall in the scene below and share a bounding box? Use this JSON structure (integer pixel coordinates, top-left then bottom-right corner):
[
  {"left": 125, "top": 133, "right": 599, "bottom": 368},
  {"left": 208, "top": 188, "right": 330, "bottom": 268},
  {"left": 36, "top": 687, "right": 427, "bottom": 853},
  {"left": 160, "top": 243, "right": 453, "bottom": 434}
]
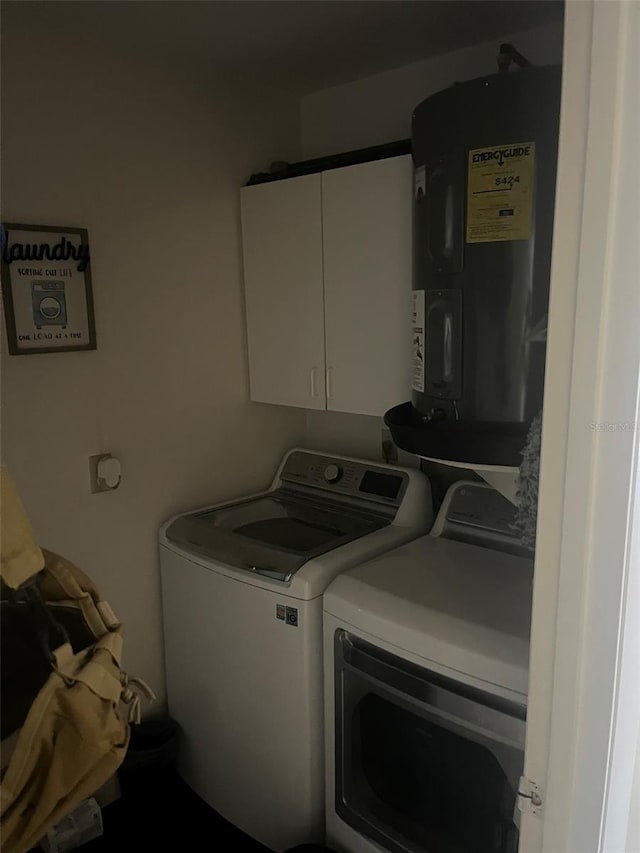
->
[
  {"left": 0, "top": 5, "right": 306, "bottom": 707},
  {"left": 301, "top": 21, "right": 564, "bottom": 158},
  {"left": 305, "top": 410, "right": 385, "bottom": 461},
  {"left": 628, "top": 740, "right": 640, "bottom": 851},
  {"left": 301, "top": 20, "right": 564, "bottom": 459}
]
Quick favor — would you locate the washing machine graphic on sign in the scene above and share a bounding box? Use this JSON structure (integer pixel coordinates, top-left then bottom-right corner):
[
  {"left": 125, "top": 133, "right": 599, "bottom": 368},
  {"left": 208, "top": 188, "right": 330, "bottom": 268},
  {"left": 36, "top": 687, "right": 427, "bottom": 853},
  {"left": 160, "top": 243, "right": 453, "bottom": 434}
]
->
[{"left": 31, "top": 280, "right": 67, "bottom": 329}]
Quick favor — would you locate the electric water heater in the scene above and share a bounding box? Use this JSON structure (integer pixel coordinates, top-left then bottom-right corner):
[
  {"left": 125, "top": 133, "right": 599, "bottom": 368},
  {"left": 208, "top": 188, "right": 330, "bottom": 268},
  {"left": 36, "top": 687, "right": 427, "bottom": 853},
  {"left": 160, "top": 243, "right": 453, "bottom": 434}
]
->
[{"left": 385, "top": 64, "right": 562, "bottom": 466}]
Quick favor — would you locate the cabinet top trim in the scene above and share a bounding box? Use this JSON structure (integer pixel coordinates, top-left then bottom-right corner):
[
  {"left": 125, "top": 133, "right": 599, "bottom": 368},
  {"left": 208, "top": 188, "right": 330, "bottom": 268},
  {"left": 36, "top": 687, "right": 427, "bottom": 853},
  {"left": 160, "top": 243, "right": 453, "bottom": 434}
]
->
[{"left": 245, "top": 138, "right": 410, "bottom": 187}]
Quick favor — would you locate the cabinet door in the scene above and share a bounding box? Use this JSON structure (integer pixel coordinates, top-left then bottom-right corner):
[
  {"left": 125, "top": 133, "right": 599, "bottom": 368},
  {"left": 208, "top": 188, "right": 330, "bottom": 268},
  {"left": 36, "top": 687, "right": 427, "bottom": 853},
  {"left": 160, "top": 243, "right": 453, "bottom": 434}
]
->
[
  {"left": 241, "top": 175, "right": 326, "bottom": 409},
  {"left": 322, "top": 156, "right": 412, "bottom": 417}
]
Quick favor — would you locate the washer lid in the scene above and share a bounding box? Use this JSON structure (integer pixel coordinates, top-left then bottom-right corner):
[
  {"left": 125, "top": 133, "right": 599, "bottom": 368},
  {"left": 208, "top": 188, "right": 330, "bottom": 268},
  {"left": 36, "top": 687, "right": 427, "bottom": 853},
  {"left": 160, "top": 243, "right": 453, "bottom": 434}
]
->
[
  {"left": 165, "top": 489, "right": 388, "bottom": 583},
  {"left": 323, "top": 534, "right": 534, "bottom": 695}
]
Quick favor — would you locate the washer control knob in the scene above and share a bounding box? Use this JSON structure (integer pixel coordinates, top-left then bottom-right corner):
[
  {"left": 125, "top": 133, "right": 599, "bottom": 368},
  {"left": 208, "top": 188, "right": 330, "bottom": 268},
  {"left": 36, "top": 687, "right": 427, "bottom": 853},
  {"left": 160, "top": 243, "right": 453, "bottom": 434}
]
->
[{"left": 324, "top": 463, "right": 342, "bottom": 484}]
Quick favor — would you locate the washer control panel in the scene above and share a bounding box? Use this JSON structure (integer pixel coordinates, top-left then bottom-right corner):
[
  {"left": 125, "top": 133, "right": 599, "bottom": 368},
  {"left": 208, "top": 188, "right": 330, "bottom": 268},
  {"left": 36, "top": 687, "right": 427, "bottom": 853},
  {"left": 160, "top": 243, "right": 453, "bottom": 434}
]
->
[
  {"left": 281, "top": 450, "right": 408, "bottom": 506},
  {"left": 323, "top": 463, "right": 342, "bottom": 483}
]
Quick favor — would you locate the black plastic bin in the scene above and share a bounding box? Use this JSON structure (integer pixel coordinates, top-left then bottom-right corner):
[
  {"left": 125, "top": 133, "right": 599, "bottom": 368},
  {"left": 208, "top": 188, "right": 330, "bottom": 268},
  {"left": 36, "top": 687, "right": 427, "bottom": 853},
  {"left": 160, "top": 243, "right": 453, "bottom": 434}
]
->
[{"left": 118, "top": 719, "right": 180, "bottom": 801}]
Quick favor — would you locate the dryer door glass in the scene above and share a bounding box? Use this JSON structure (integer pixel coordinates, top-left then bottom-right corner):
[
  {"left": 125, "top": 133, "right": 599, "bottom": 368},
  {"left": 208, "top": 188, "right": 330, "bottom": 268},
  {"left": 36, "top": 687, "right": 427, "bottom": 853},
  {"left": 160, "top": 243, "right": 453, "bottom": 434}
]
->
[{"left": 334, "top": 631, "right": 525, "bottom": 853}]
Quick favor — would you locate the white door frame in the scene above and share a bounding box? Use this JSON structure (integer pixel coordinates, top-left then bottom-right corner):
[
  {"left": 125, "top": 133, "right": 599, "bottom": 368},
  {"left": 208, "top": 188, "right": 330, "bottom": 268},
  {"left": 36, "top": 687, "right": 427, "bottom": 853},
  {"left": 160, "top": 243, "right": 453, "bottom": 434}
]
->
[{"left": 522, "top": 1, "right": 640, "bottom": 851}]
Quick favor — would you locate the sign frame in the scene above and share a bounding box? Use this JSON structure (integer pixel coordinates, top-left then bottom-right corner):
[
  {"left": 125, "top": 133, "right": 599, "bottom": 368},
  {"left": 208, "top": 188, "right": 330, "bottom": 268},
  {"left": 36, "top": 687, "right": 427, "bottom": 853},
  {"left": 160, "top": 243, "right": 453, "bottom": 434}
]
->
[{"left": 1, "top": 223, "right": 96, "bottom": 355}]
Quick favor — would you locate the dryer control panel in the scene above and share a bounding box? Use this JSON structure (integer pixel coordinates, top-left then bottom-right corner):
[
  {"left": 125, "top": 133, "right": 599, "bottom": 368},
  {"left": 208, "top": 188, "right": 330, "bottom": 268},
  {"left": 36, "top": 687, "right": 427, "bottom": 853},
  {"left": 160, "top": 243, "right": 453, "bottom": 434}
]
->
[{"left": 432, "top": 481, "right": 532, "bottom": 556}]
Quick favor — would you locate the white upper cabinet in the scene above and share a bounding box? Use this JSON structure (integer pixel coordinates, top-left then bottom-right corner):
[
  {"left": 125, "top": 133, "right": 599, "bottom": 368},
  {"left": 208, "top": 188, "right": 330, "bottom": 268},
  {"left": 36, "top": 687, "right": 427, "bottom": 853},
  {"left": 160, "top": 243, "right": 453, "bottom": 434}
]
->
[
  {"left": 241, "top": 155, "right": 411, "bottom": 415},
  {"left": 322, "top": 156, "right": 412, "bottom": 416},
  {"left": 241, "top": 174, "right": 326, "bottom": 409}
]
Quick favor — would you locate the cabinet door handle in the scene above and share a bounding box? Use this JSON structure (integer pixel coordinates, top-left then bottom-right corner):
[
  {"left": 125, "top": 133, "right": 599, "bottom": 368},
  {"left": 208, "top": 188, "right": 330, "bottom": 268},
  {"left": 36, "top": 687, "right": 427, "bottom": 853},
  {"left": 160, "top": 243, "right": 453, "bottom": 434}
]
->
[
  {"left": 310, "top": 367, "right": 319, "bottom": 398},
  {"left": 326, "top": 367, "right": 334, "bottom": 399}
]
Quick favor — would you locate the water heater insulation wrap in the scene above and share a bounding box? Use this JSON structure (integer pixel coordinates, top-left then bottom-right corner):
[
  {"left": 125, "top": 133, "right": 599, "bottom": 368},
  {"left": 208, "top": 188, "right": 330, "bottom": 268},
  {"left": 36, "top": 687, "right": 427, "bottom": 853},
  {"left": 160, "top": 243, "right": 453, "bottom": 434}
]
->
[{"left": 386, "top": 66, "right": 562, "bottom": 466}]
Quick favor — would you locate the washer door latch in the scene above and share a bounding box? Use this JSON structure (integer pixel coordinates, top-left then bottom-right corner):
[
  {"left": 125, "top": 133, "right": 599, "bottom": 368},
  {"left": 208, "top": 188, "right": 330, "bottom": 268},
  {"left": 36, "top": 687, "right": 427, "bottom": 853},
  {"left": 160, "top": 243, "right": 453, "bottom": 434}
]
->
[{"left": 517, "top": 776, "right": 543, "bottom": 816}]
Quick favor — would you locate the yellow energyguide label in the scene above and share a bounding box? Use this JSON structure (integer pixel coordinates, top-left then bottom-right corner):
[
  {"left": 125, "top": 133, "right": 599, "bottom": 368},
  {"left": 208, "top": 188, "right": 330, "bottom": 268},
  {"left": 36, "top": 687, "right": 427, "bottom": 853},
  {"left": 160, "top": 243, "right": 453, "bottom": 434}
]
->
[{"left": 466, "top": 142, "right": 535, "bottom": 243}]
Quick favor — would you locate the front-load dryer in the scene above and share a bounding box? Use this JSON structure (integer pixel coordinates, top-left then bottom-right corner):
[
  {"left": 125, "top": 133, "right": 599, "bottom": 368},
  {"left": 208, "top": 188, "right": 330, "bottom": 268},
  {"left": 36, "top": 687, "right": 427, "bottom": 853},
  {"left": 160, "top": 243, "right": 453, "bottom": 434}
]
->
[
  {"left": 159, "top": 449, "right": 432, "bottom": 852},
  {"left": 324, "top": 481, "right": 534, "bottom": 853}
]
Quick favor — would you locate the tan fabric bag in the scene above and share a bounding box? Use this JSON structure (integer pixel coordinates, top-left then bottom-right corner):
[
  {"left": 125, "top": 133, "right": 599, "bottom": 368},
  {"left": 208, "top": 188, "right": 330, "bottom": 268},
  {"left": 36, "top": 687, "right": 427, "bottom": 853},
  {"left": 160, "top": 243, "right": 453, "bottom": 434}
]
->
[{"left": 0, "top": 470, "right": 154, "bottom": 853}]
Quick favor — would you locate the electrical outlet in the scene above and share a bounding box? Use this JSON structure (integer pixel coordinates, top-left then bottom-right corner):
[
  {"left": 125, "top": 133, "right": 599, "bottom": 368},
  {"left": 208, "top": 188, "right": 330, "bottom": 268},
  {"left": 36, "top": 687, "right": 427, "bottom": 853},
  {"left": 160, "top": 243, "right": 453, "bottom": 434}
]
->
[
  {"left": 381, "top": 428, "right": 398, "bottom": 465},
  {"left": 89, "top": 454, "right": 121, "bottom": 493}
]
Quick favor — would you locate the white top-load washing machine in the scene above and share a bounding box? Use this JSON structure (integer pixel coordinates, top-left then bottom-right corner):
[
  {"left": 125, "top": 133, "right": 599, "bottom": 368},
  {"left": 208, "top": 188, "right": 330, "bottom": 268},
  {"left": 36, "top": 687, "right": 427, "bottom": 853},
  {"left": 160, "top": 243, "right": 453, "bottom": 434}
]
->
[
  {"left": 159, "top": 449, "right": 432, "bottom": 852},
  {"left": 324, "top": 481, "right": 535, "bottom": 853}
]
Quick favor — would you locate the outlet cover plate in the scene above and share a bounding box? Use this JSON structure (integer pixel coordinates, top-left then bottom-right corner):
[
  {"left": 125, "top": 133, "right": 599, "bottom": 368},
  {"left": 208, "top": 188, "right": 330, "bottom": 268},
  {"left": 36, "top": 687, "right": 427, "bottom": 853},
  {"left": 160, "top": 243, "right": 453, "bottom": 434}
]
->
[{"left": 89, "top": 454, "right": 117, "bottom": 493}]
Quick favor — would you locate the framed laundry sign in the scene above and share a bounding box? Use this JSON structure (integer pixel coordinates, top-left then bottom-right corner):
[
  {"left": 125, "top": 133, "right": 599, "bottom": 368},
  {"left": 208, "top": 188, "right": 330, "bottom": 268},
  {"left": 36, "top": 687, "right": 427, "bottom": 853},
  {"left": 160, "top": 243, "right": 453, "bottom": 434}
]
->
[{"left": 1, "top": 223, "right": 96, "bottom": 354}]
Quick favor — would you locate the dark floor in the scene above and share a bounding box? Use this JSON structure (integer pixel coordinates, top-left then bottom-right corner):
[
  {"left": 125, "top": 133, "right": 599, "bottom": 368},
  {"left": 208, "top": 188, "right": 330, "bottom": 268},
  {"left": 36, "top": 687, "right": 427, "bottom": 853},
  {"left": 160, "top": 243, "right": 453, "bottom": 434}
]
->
[
  {"left": 34, "top": 769, "right": 331, "bottom": 852},
  {"left": 78, "top": 771, "right": 273, "bottom": 851}
]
